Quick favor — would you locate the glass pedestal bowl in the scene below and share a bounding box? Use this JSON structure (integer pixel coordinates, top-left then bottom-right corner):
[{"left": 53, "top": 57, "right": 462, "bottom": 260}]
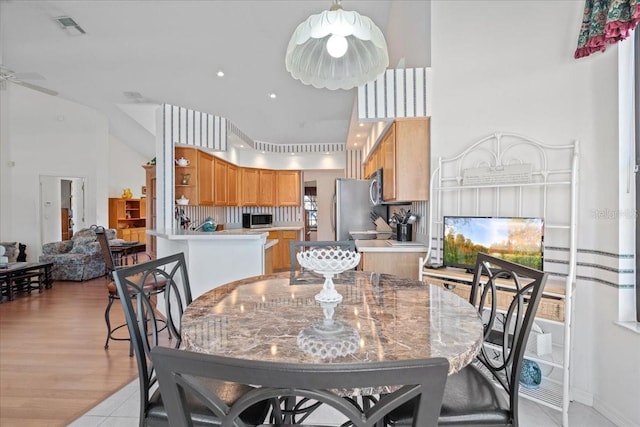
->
[{"left": 296, "top": 248, "right": 361, "bottom": 303}]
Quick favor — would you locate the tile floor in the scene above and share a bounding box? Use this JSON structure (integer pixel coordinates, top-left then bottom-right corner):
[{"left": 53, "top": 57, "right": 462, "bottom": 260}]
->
[{"left": 68, "top": 379, "right": 617, "bottom": 427}]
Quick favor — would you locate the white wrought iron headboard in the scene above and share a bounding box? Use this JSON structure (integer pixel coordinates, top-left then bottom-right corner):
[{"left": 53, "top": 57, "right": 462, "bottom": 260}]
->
[{"left": 419, "top": 132, "right": 579, "bottom": 284}]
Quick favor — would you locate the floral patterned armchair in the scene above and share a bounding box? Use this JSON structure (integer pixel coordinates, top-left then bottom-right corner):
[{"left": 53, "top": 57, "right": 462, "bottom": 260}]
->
[{"left": 39, "top": 227, "right": 119, "bottom": 281}]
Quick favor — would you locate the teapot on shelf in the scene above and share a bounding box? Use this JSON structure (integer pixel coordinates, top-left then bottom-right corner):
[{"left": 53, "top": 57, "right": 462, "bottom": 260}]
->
[{"left": 175, "top": 157, "right": 190, "bottom": 167}]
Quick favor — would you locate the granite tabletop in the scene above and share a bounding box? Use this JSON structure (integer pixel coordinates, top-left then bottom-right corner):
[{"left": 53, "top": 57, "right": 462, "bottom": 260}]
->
[{"left": 182, "top": 271, "right": 483, "bottom": 394}]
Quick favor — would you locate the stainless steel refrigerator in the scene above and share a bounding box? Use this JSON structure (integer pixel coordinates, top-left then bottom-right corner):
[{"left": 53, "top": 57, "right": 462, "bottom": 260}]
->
[{"left": 332, "top": 178, "right": 386, "bottom": 241}]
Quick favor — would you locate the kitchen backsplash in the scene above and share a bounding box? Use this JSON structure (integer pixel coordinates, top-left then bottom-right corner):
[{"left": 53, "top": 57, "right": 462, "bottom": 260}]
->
[{"left": 177, "top": 205, "right": 303, "bottom": 229}]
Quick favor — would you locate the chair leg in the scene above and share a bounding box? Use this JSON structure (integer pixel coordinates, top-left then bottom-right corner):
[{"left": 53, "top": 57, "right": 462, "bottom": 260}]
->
[{"left": 104, "top": 295, "right": 115, "bottom": 350}]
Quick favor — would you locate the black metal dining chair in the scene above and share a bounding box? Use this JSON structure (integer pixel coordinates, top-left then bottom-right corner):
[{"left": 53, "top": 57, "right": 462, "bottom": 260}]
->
[
  {"left": 151, "top": 344, "right": 450, "bottom": 427},
  {"left": 95, "top": 226, "right": 165, "bottom": 355},
  {"left": 386, "top": 252, "right": 549, "bottom": 427},
  {"left": 113, "top": 253, "right": 271, "bottom": 426}
]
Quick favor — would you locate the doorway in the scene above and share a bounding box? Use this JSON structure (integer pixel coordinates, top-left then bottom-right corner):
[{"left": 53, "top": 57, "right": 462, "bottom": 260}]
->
[{"left": 39, "top": 175, "right": 86, "bottom": 245}]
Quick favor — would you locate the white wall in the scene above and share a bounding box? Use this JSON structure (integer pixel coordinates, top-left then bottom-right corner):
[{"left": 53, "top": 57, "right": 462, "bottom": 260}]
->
[
  {"left": 431, "top": 1, "right": 638, "bottom": 425},
  {"left": 0, "top": 83, "right": 109, "bottom": 260},
  {"left": 302, "top": 170, "right": 345, "bottom": 241},
  {"left": 108, "top": 134, "right": 149, "bottom": 199}
]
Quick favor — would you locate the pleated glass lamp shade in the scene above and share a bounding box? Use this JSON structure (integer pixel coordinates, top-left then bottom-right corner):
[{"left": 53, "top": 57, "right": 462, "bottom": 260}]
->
[{"left": 285, "top": 5, "right": 389, "bottom": 91}]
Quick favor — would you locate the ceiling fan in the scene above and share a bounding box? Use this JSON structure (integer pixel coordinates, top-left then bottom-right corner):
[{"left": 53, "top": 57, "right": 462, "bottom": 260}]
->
[{"left": 0, "top": 65, "right": 58, "bottom": 96}]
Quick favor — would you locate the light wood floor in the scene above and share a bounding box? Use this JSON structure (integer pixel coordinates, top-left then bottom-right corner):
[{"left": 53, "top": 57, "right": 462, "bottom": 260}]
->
[{"left": 0, "top": 276, "right": 152, "bottom": 426}]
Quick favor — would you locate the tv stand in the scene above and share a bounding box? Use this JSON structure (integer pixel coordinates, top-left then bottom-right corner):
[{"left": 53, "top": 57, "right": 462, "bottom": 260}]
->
[{"left": 419, "top": 133, "right": 578, "bottom": 426}]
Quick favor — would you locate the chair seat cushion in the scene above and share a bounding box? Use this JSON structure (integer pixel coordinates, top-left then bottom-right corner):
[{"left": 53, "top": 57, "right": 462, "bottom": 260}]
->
[
  {"left": 107, "top": 274, "right": 168, "bottom": 295},
  {"left": 387, "top": 363, "right": 511, "bottom": 426},
  {"left": 146, "top": 379, "right": 271, "bottom": 425}
]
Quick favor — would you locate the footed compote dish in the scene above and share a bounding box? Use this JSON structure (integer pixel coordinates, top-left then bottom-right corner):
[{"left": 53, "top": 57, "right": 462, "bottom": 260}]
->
[
  {"left": 297, "top": 301, "right": 361, "bottom": 359},
  {"left": 296, "top": 248, "right": 361, "bottom": 303}
]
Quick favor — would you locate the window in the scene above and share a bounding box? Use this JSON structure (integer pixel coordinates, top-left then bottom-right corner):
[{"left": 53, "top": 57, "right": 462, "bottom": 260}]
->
[{"left": 304, "top": 187, "right": 317, "bottom": 230}]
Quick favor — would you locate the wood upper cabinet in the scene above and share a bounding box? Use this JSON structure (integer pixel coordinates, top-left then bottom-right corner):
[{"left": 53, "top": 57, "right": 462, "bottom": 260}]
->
[
  {"left": 367, "top": 117, "right": 430, "bottom": 203},
  {"left": 213, "top": 157, "right": 228, "bottom": 206},
  {"left": 276, "top": 170, "right": 301, "bottom": 206},
  {"left": 197, "top": 150, "right": 214, "bottom": 206},
  {"left": 174, "top": 146, "right": 199, "bottom": 205},
  {"left": 393, "top": 117, "right": 429, "bottom": 202},
  {"left": 258, "top": 169, "right": 276, "bottom": 206},
  {"left": 240, "top": 167, "right": 260, "bottom": 206},
  {"left": 382, "top": 124, "right": 396, "bottom": 201},
  {"left": 227, "top": 163, "right": 239, "bottom": 206}
]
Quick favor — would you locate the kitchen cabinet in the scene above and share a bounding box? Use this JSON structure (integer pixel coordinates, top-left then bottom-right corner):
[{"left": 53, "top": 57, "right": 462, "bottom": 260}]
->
[
  {"left": 143, "top": 164, "right": 157, "bottom": 259},
  {"left": 363, "top": 118, "right": 430, "bottom": 202},
  {"left": 385, "top": 118, "right": 429, "bottom": 202},
  {"left": 268, "top": 229, "right": 300, "bottom": 271},
  {"left": 259, "top": 169, "right": 276, "bottom": 206},
  {"left": 213, "top": 157, "right": 228, "bottom": 206},
  {"left": 227, "top": 163, "right": 239, "bottom": 206},
  {"left": 174, "top": 146, "right": 199, "bottom": 205},
  {"left": 381, "top": 124, "right": 396, "bottom": 201},
  {"left": 198, "top": 150, "right": 214, "bottom": 206},
  {"left": 240, "top": 167, "right": 260, "bottom": 206},
  {"left": 276, "top": 170, "right": 301, "bottom": 206},
  {"left": 108, "top": 198, "right": 146, "bottom": 242}
]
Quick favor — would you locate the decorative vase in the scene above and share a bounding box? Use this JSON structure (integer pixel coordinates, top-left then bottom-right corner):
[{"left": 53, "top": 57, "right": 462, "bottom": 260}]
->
[{"left": 520, "top": 359, "right": 542, "bottom": 389}]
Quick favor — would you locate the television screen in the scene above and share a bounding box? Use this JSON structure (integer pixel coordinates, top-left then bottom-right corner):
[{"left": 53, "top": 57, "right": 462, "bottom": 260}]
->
[{"left": 443, "top": 216, "right": 544, "bottom": 272}]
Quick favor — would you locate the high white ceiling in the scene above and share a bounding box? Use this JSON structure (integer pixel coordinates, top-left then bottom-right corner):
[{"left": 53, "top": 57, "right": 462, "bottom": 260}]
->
[{"left": 1, "top": 0, "right": 429, "bottom": 159}]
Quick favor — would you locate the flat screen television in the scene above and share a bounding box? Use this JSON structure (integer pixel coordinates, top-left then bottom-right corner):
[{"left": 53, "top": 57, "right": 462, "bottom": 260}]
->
[{"left": 443, "top": 216, "right": 544, "bottom": 272}]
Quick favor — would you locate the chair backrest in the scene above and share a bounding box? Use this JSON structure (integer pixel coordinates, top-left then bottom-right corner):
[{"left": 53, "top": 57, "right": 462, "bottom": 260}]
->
[
  {"left": 151, "top": 345, "right": 449, "bottom": 427},
  {"left": 289, "top": 240, "right": 356, "bottom": 283},
  {"left": 469, "top": 252, "right": 548, "bottom": 423},
  {"left": 112, "top": 252, "right": 193, "bottom": 425},
  {"left": 95, "top": 226, "right": 117, "bottom": 276}
]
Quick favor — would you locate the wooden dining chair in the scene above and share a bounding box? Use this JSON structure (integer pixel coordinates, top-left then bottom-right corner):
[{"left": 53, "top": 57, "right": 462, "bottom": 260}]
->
[
  {"left": 151, "top": 345, "right": 449, "bottom": 427},
  {"left": 386, "top": 252, "right": 549, "bottom": 427},
  {"left": 113, "top": 253, "right": 271, "bottom": 426},
  {"left": 289, "top": 240, "right": 356, "bottom": 283}
]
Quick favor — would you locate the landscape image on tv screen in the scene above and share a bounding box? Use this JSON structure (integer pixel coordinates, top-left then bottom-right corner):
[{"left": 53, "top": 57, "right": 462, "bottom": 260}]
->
[{"left": 443, "top": 216, "right": 544, "bottom": 271}]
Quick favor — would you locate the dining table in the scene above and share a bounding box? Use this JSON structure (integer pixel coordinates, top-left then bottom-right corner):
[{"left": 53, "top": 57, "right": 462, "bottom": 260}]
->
[{"left": 181, "top": 270, "right": 483, "bottom": 398}]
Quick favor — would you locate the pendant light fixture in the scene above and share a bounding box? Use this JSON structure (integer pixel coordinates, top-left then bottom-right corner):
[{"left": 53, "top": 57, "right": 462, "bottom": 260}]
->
[{"left": 285, "top": 0, "right": 389, "bottom": 91}]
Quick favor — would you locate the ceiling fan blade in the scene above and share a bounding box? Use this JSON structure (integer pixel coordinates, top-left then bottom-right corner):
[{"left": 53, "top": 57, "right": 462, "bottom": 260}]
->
[{"left": 14, "top": 80, "right": 58, "bottom": 96}]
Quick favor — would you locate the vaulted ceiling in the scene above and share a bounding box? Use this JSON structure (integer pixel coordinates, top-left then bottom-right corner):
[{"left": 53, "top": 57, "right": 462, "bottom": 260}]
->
[{"left": 1, "top": 0, "right": 430, "bottom": 158}]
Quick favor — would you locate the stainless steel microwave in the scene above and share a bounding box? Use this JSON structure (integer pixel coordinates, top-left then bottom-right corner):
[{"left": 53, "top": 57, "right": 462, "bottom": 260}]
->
[
  {"left": 242, "top": 213, "right": 273, "bottom": 229},
  {"left": 369, "top": 168, "right": 383, "bottom": 206}
]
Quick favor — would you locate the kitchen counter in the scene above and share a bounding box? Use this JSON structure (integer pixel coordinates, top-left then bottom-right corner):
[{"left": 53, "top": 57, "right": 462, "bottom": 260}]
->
[
  {"left": 149, "top": 228, "right": 284, "bottom": 299},
  {"left": 356, "top": 240, "right": 428, "bottom": 280},
  {"left": 355, "top": 239, "right": 428, "bottom": 253}
]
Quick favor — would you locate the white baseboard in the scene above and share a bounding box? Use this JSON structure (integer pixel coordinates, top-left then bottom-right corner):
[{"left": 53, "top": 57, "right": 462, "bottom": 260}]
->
[{"left": 593, "top": 395, "right": 639, "bottom": 427}]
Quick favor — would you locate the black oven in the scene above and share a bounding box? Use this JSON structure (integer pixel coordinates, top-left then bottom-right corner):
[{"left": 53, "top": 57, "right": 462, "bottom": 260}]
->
[{"left": 242, "top": 213, "right": 273, "bottom": 229}]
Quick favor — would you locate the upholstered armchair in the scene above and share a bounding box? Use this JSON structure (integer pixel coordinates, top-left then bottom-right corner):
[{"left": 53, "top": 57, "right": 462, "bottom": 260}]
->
[{"left": 39, "top": 227, "right": 118, "bottom": 281}]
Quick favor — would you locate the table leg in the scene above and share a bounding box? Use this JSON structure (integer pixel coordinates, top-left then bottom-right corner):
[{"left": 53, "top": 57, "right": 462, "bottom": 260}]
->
[{"left": 44, "top": 264, "right": 53, "bottom": 289}]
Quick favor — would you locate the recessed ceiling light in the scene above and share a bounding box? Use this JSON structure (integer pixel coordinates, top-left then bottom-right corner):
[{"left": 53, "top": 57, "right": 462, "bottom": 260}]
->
[
  {"left": 356, "top": 133, "right": 361, "bottom": 137},
  {"left": 359, "top": 123, "right": 364, "bottom": 127},
  {"left": 216, "top": 70, "right": 225, "bottom": 77},
  {"left": 239, "top": 144, "right": 244, "bottom": 148},
  {"left": 325, "top": 152, "right": 330, "bottom": 155},
  {"left": 354, "top": 142, "right": 358, "bottom": 146},
  {"left": 261, "top": 151, "right": 266, "bottom": 154},
  {"left": 290, "top": 152, "right": 295, "bottom": 156},
  {"left": 268, "top": 92, "right": 277, "bottom": 99}
]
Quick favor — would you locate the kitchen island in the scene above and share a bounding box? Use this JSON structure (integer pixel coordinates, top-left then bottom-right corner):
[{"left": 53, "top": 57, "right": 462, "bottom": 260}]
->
[
  {"left": 355, "top": 239, "right": 428, "bottom": 280},
  {"left": 149, "top": 226, "right": 302, "bottom": 298}
]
